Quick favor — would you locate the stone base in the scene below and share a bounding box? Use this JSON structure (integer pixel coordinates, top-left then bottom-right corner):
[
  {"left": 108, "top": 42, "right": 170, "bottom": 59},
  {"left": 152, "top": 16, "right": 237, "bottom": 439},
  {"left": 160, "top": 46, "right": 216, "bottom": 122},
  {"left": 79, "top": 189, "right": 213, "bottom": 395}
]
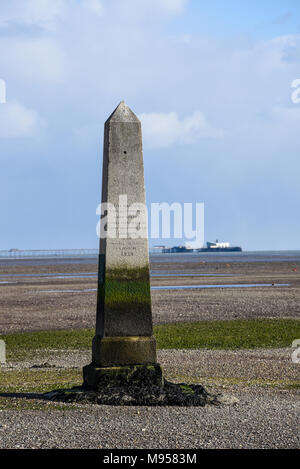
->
[
  {"left": 91, "top": 335, "right": 157, "bottom": 367},
  {"left": 83, "top": 363, "right": 163, "bottom": 390}
]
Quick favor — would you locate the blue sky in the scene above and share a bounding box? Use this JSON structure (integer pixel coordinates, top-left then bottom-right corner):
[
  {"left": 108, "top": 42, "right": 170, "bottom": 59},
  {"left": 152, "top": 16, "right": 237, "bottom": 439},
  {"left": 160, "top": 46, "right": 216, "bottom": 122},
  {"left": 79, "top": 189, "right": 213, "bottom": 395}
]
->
[{"left": 0, "top": 0, "right": 300, "bottom": 251}]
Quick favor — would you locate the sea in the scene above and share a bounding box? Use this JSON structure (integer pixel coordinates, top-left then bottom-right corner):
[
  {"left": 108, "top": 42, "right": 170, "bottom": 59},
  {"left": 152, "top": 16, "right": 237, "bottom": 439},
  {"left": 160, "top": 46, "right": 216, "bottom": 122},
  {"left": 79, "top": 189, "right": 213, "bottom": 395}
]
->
[{"left": 0, "top": 249, "right": 299, "bottom": 266}]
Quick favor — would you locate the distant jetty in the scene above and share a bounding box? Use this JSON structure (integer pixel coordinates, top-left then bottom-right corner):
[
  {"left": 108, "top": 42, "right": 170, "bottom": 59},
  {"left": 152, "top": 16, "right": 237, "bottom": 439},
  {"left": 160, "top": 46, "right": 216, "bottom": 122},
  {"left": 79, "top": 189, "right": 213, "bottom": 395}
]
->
[{"left": 161, "top": 240, "right": 242, "bottom": 254}]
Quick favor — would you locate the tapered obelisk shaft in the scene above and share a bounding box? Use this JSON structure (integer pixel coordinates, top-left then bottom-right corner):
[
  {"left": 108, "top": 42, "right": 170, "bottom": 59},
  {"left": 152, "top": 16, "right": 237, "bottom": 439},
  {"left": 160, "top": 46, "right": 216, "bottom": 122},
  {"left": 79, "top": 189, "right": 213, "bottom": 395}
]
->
[{"left": 89, "top": 101, "right": 156, "bottom": 369}]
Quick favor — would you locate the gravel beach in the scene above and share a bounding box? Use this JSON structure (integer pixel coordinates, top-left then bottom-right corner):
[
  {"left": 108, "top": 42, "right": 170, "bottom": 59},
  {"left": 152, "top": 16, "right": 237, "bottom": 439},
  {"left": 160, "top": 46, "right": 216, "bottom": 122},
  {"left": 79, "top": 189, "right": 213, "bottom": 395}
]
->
[
  {"left": 0, "top": 348, "right": 299, "bottom": 449},
  {"left": 0, "top": 254, "right": 299, "bottom": 449},
  {"left": 0, "top": 391, "right": 299, "bottom": 449}
]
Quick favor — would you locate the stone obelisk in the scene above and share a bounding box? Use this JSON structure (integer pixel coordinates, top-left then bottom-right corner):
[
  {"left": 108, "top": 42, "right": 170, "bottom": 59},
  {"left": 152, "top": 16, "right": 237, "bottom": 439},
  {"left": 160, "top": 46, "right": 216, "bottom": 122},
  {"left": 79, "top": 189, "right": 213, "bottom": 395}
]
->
[{"left": 83, "top": 102, "right": 159, "bottom": 389}]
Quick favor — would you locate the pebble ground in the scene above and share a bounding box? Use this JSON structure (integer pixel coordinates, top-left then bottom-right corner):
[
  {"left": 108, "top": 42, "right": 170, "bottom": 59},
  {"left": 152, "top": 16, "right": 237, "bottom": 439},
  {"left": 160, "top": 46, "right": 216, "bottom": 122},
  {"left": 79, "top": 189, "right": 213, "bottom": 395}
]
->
[
  {"left": 0, "top": 348, "right": 299, "bottom": 449},
  {"left": 0, "top": 391, "right": 298, "bottom": 449}
]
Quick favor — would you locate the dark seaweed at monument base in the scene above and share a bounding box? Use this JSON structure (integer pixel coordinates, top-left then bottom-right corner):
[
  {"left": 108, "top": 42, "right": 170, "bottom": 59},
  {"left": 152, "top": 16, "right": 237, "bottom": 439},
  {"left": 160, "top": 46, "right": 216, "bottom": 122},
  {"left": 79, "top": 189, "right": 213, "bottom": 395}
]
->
[{"left": 45, "top": 364, "right": 219, "bottom": 407}]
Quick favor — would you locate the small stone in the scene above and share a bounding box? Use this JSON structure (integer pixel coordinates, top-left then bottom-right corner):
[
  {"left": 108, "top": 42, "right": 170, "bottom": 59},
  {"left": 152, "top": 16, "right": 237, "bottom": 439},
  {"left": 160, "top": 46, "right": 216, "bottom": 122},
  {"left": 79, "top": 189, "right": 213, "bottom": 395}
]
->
[
  {"left": 215, "top": 394, "right": 240, "bottom": 406},
  {"left": 31, "top": 363, "right": 55, "bottom": 369},
  {"left": 0, "top": 340, "right": 5, "bottom": 364}
]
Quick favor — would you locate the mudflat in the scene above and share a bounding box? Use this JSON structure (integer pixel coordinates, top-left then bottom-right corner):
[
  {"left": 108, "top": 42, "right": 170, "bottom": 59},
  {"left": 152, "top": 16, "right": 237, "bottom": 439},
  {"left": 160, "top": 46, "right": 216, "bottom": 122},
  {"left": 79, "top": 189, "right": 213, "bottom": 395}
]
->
[{"left": 0, "top": 256, "right": 299, "bottom": 334}]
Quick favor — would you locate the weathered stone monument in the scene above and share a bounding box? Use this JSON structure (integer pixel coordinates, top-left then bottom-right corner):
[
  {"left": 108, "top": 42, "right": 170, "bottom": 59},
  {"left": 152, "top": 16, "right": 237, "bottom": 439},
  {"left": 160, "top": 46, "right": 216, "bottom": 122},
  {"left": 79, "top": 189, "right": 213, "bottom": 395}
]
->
[
  {"left": 0, "top": 340, "right": 6, "bottom": 364},
  {"left": 83, "top": 101, "right": 161, "bottom": 390},
  {"left": 47, "top": 102, "right": 215, "bottom": 406}
]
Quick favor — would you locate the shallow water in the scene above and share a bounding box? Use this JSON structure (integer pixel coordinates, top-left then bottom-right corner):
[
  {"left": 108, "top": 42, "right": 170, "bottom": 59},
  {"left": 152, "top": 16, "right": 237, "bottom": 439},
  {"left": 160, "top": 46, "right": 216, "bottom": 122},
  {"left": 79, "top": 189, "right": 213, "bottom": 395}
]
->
[
  {"left": 0, "top": 272, "right": 97, "bottom": 279},
  {"left": 151, "top": 251, "right": 300, "bottom": 263},
  {"left": 37, "top": 288, "right": 97, "bottom": 293},
  {"left": 0, "top": 272, "right": 233, "bottom": 279},
  {"left": 151, "top": 283, "right": 290, "bottom": 291},
  {"left": 36, "top": 283, "right": 289, "bottom": 294},
  {"left": 151, "top": 272, "right": 234, "bottom": 277}
]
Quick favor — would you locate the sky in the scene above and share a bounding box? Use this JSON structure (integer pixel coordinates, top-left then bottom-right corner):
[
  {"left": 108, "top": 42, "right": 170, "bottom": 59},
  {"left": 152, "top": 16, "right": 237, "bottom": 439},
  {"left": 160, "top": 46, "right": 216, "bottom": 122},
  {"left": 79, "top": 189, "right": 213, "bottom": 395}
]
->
[{"left": 1, "top": 0, "right": 300, "bottom": 251}]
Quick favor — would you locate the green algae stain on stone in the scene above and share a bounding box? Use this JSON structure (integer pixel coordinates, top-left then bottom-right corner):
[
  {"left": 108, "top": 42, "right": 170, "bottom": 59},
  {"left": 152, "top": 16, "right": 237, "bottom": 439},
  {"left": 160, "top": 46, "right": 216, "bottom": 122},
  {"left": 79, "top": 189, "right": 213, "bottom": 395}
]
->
[
  {"left": 105, "top": 277, "right": 151, "bottom": 308},
  {"left": 96, "top": 255, "right": 152, "bottom": 337}
]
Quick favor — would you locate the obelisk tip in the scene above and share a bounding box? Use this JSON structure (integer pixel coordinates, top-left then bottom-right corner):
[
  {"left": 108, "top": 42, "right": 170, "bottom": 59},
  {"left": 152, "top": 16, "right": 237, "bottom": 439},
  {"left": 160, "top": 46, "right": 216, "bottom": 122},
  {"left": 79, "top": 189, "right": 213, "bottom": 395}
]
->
[{"left": 106, "top": 101, "right": 140, "bottom": 123}]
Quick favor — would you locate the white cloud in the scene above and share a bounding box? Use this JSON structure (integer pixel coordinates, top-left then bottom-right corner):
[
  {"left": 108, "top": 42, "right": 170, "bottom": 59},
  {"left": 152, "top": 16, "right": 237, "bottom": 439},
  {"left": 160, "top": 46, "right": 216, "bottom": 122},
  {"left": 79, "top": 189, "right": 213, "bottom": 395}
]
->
[
  {"left": 156, "top": 0, "right": 188, "bottom": 15},
  {"left": 0, "top": 37, "right": 65, "bottom": 83},
  {"left": 85, "top": 0, "right": 104, "bottom": 17},
  {"left": 73, "top": 123, "right": 99, "bottom": 142},
  {"left": 263, "top": 105, "right": 300, "bottom": 144},
  {"left": 0, "top": 99, "right": 44, "bottom": 138},
  {"left": 0, "top": 0, "right": 65, "bottom": 30},
  {"left": 0, "top": 0, "right": 104, "bottom": 32},
  {"left": 108, "top": 0, "right": 188, "bottom": 21},
  {"left": 271, "top": 105, "right": 300, "bottom": 123},
  {"left": 139, "top": 111, "right": 224, "bottom": 148}
]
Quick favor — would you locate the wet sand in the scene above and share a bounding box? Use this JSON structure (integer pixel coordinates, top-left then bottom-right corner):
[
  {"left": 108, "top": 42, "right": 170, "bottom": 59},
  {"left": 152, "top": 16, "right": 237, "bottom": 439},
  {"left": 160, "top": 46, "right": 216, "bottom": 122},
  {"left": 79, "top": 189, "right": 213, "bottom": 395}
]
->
[{"left": 0, "top": 257, "right": 299, "bottom": 334}]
